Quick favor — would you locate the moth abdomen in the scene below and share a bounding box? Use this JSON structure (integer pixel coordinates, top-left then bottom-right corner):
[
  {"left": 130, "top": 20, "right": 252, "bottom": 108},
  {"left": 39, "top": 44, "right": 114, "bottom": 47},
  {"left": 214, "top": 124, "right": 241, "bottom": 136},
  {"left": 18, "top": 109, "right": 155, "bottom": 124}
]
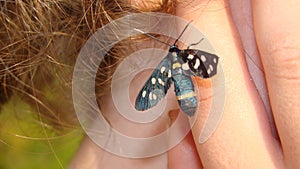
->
[
  {"left": 177, "top": 96, "right": 197, "bottom": 116},
  {"left": 172, "top": 69, "right": 197, "bottom": 116}
]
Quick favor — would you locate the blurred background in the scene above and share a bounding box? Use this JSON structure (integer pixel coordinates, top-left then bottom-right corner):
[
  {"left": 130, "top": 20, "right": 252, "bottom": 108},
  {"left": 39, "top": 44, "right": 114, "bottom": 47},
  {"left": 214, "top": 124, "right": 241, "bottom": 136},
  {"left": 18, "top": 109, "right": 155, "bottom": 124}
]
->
[{"left": 0, "top": 95, "right": 83, "bottom": 169}]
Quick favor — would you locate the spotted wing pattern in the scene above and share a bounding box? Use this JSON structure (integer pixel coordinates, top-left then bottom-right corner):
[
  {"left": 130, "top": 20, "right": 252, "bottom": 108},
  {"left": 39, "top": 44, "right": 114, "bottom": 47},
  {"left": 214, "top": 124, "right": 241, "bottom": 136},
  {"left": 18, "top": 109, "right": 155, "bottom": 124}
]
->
[
  {"left": 135, "top": 47, "right": 219, "bottom": 116},
  {"left": 179, "top": 49, "right": 219, "bottom": 78},
  {"left": 135, "top": 54, "right": 173, "bottom": 111}
]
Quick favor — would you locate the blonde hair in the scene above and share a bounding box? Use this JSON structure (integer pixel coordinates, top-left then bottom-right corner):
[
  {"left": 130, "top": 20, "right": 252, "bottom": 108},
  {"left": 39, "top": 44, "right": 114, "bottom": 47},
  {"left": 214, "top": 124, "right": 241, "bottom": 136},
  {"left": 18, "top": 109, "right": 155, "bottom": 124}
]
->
[{"left": 0, "top": 0, "right": 175, "bottom": 130}]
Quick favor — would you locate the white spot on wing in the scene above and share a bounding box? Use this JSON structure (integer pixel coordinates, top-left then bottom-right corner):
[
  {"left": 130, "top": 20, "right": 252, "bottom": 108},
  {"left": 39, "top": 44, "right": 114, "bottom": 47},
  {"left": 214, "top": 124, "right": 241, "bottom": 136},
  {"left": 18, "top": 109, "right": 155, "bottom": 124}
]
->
[
  {"left": 160, "top": 66, "right": 166, "bottom": 73},
  {"left": 142, "top": 90, "right": 147, "bottom": 98},
  {"left": 207, "top": 69, "right": 211, "bottom": 75},
  {"left": 149, "top": 92, "right": 153, "bottom": 100},
  {"left": 182, "top": 63, "right": 189, "bottom": 70},
  {"left": 158, "top": 78, "right": 162, "bottom": 84},
  {"left": 194, "top": 58, "right": 200, "bottom": 69},
  {"left": 168, "top": 70, "right": 172, "bottom": 78},
  {"left": 157, "top": 78, "right": 165, "bottom": 86},
  {"left": 151, "top": 78, "right": 156, "bottom": 85},
  {"left": 158, "top": 78, "right": 165, "bottom": 86},
  {"left": 209, "top": 64, "right": 213, "bottom": 71},
  {"left": 213, "top": 58, "right": 217, "bottom": 63},
  {"left": 172, "top": 52, "right": 177, "bottom": 57},
  {"left": 187, "top": 54, "right": 194, "bottom": 60},
  {"left": 153, "top": 94, "right": 157, "bottom": 100},
  {"left": 200, "top": 55, "right": 206, "bottom": 62}
]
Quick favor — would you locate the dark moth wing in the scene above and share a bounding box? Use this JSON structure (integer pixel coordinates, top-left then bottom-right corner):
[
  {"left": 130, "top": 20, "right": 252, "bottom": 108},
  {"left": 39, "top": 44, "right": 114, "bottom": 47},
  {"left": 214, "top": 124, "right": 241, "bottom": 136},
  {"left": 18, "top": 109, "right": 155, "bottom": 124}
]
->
[
  {"left": 179, "top": 49, "right": 219, "bottom": 78},
  {"left": 135, "top": 54, "right": 172, "bottom": 111}
]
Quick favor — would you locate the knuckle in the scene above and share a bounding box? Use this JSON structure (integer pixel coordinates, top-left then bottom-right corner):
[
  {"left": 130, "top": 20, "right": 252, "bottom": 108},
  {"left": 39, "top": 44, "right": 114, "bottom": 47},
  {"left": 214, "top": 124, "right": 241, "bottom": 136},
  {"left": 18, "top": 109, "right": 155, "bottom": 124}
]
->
[{"left": 266, "top": 44, "right": 300, "bottom": 81}]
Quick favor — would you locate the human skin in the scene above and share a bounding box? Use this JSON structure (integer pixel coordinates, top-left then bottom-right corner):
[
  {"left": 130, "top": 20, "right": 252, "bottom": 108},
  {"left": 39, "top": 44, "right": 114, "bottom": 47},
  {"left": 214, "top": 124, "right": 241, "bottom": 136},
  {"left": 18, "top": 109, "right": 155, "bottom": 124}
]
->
[{"left": 69, "top": 0, "right": 300, "bottom": 168}]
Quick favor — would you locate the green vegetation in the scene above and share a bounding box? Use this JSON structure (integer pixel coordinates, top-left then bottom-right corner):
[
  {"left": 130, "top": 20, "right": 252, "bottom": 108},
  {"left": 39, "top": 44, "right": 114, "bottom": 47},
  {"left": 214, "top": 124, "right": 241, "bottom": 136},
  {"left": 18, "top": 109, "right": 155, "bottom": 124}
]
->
[{"left": 0, "top": 96, "right": 83, "bottom": 169}]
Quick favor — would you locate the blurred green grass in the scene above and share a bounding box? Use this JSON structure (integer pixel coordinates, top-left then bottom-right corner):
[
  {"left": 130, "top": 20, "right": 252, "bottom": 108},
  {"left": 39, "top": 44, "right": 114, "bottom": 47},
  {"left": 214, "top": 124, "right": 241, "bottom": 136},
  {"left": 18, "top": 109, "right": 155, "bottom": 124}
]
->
[{"left": 0, "top": 95, "right": 83, "bottom": 169}]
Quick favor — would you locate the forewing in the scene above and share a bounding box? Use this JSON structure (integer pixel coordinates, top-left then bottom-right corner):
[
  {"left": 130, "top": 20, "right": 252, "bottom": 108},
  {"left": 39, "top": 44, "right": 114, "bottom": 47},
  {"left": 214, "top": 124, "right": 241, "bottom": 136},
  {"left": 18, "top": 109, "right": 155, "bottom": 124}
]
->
[
  {"left": 135, "top": 54, "right": 172, "bottom": 111},
  {"left": 179, "top": 49, "right": 219, "bottom": 78}
]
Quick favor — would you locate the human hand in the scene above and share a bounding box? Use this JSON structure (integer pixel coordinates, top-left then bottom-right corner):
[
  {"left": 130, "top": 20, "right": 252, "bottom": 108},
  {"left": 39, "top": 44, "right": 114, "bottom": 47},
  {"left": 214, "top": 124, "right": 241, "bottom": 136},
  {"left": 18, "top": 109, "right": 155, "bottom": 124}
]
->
[
  {"left": 173, "top": 0, "right": 300, "bottom": 168},
  {"left": 69, "top": 0, "right": 300, "bottom": 168}
]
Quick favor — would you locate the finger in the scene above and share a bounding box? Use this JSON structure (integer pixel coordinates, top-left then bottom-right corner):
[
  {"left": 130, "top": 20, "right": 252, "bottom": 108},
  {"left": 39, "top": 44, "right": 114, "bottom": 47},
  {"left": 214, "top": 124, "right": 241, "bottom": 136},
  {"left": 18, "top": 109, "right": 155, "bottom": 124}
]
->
[
  {"left": 252, "top": 0, "right": 300, "bottom": 168},
  {"left": 229, "top": 0, "right": 277, "bottom": 138},
  {"left": 167, "top": 109, "right": 203, "bottom": 169},
  {"left": 177, "top": 0, "right": 283, "bottom": 168}
]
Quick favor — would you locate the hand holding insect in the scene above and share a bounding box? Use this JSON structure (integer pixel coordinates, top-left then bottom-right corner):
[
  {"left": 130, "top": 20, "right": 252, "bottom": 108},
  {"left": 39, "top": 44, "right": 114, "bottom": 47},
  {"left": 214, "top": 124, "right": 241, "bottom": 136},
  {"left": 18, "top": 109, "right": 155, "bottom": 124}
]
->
[
  {"left": 70, "top": 1, "right": 300, "bottom": 168},
  {"left": 135, "top": 22, "right": 219, "bottom": 116}
]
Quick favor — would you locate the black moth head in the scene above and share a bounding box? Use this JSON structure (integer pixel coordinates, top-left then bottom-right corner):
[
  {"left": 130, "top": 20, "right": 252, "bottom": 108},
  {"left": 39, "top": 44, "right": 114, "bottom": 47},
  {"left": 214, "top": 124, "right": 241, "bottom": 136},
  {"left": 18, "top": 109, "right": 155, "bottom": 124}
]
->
[{"left": 169, "top": 45, "right": 180, "bottom": 53}]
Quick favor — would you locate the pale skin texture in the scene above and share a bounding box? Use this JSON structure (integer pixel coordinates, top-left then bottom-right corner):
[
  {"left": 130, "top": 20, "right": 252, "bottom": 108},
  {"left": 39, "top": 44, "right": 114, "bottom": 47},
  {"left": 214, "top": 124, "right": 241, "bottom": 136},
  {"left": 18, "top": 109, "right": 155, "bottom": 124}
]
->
[{"left": 69, "top": 0, "right": 300, "bottom": 168}]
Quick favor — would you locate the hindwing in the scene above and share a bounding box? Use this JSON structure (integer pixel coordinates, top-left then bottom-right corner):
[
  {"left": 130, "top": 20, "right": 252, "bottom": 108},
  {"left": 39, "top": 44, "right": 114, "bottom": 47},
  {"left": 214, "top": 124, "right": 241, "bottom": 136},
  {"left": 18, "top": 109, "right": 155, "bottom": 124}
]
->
[{"left": 179, "top": 49, "right": 219, "bottom": 78}]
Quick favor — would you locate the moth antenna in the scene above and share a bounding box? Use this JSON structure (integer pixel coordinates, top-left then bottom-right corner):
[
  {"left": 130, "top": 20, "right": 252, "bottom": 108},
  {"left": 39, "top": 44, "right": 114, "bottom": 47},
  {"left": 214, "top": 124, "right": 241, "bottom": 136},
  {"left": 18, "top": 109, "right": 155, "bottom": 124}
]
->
[
  {"left": 134, "top": 28, "right": 172, "bottom": 47},
  {"left": 173, "top": 20, "right": 193, "bottom": 46},
  {"left": 187, "top": 37, "right": 204, "bottom": 49}
]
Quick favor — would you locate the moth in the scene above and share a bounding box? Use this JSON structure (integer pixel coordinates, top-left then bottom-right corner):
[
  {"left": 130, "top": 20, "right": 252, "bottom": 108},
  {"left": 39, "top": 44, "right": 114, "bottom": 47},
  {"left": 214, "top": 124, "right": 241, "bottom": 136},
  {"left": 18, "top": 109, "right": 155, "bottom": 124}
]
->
[{"left": 134, "top": 22, "right": 219, "bottom": 116}]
